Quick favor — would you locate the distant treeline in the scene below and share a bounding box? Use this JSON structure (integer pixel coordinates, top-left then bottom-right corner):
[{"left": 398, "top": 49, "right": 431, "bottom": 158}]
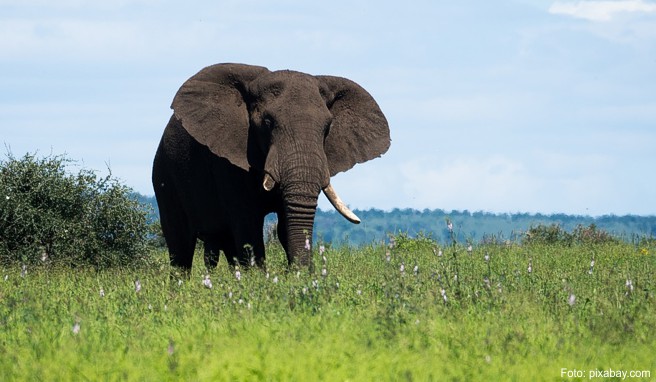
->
[{"left": 135, "top": 194, "right": 655, "bottom": 246}]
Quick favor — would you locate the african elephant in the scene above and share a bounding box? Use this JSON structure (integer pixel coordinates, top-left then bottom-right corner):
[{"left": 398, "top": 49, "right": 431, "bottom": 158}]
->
[{"left": 152, "top": 63, "right": 390, "bottom": 270}]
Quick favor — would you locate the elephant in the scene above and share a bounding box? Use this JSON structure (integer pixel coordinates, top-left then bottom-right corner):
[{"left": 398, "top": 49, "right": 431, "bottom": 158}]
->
[{"left": 152, "top": 63, "right": 390, "bottom": 271}]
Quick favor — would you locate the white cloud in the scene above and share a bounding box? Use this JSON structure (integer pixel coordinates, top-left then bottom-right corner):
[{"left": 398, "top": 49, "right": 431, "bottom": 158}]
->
[{"left": 549, "top": 0, "right": 656, "bottom": 22}]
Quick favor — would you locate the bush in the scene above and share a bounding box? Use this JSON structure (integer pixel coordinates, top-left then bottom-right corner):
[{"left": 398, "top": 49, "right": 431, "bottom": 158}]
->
[
  {"left": 0, "top": 152, "right": 152, "bottom": 267},
  {"left": 523, "top": 223, "right": 617, "bottom": 246}
]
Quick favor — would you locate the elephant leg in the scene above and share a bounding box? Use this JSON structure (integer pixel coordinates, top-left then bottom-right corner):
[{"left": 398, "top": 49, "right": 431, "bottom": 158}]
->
[
  {"left": 224, "top": 219, "right": 266, "bottom": 268},
  {"left": 276, "top": 213, "right": 292, "bottom": 265},
  {"left": 164, "top": 225, "right": 195, "bottom": 270},
  {"left": 203, "top": 240, "right": 221, "bottom": 270},
  {"left": 158, "top": 196, "right": 196, "bottom": 271}
]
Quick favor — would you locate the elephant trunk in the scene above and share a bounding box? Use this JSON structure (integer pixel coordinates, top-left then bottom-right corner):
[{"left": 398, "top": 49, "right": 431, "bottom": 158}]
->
[{"left": 281, "top": 182, "right": 319, "bottom": 267}]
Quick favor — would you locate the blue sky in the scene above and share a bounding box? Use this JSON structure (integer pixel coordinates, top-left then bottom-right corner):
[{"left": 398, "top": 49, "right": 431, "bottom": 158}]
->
[{"left": 1, "top": 0, "right": 655, "bottom": 216}]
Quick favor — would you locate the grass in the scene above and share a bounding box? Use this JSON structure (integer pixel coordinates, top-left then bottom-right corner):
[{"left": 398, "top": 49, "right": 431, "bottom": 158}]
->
[{"left": 1, "top": 239, "right": 655, "bottom": 381}]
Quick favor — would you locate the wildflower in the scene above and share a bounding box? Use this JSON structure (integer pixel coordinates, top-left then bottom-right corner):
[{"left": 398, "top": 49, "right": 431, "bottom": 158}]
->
[
  {"left": 235, "top": 268, "right": 241, "bottom": 282},
  {"left": 148, "top": 304, "right": 153, "bottom": 310},
  {"left": 400, "top": 263, "right": 405, "bottom": 274},
  {"left": 304, "top": 238, "right": 311, "bottom": 251},
  {"left": 356, "top": 289, "right": 362, "bottom": 296},
  {"left": 266, "top": 272, "right": 270, "bottom": 279},
  {"left": 321, "top": 268, "right": 328, "bottom": 277},
  {"left": 177, "top": 279, "right": 183, "bottom": 287},
  {"left": 40, "top": 250, "right": 48, "bottom": 263},
  {"left": 588, "top": 258, "right": 595, "bottom": 275},
  {"left": 568, "top": 293, "right": 576, "bottom": 306},
  {"left": 336, "top": 282, "right": 340, "bottom": 288},
  {"left": 72, "top": 321, "right": 81, "bottom": 335},
  {"left": 99, "top": 288, "right": 105, "bottom": 297},
  {"left": 203, "top": 274, "right": 213, "bottom": 289},
  {"left": 312, "top": 279, "right": 319, "bottom": 289},
  {"left": 413, "top": 265, "right": 419, "bottom": 276},
  {"left": 440, "top": 288, "right": 448, "bottom": 303},
  {"left": 238, "top": 298, "right": 244, "bottom": 305},
  {"left": 388, "top": 236, "right": 396, "bottom": 249},
  {"left": 385, "top": 251, "right": 391, "bottom": 262},
  {"left": 437, "top": 249, "right": 443, "bottom": 257},
  {"left": 319, "top": 245, "right": 325, "bottom": 256},
  {"left": 484, "top": 277, "right": 491, "bottom": 290},
  {"left": 527, "top": 258, "right": 533, "bottom": 274},
  {"left": 273, "top": 276, "right": 279, "bottom": 284},
  {"left": 484, "top": 253, "right": 490, "bottom": 263},
  {"left": 134, "top": 280, "right": 142, "bottom": 293},
  {"left": 5, "top": 195, "right": 9, "bottom": 200},
  {"left": 447, "top": 220, "right": 453, "bottom": 232},
  {"left": 625, "top": 279, "right": 634, "bottom": 295},
  {"left": 250, "top": 256, "right": 256, "bottom": 267},
  {"left": 3, "top": 275, "right": 7, "bottom": 281},
  {"left": 21, "top": 264, "right": 27, "bottom": 278},
  {"left": 302, "top": 287, "right": 308, "bottom": 295},
  {"left": 467, "top": 245, "right": 473, "bottom": 255}
]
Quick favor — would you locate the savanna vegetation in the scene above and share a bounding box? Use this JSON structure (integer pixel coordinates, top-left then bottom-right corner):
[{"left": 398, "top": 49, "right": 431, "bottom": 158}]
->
[{"left": 1, "top": 153, "right": 654, "bottom": 380}]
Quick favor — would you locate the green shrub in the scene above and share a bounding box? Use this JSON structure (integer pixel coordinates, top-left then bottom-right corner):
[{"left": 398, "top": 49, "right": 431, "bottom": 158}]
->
[
  {"left": 0, "top": 152, "right": 152, "bottom": 267},
  {"left": 524, "top": 223, "right": 617, "bottom": 246}
]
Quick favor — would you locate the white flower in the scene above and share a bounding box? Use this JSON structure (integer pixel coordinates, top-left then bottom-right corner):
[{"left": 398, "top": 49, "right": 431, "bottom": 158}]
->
[
  {"left": 235, "top": 269, "right": 241, "bottom": 282},
  {"left": 321, "top": 268, "right": 328, "bottom": 277},
  {"left": 467, "top": 245, "right": 473, "bottom": 254},
  {"left": 568, "top": 293, "right": 576, "bottom": 306},
  {"left": 400, "top": 263, "right": 405, "bottom": 273},
  {"left": 440, "top": 288, "right": 448, "bottom": 303},
  {"left": 484, "top": 253, "right": 490, "bottom": 263},
  {"left": 99, "top": 288, "right": 105, "bottom": 297},
  {"left": 177, "top": 279, "right": 183, "bottom": 287},
  {"left": 356, "top": 289, "right": 362, "bottom": 295},
  {"left": 203, "top": 275, "right": 213, "bottom": 289},
  {"left": 319, "top": 245, "right": 325, "bottom": 256},
  {"left": 413, "top": 265, "right": 419, "bottom": 275},
  {"left": 447, "top": 221, "right": 453, "bottom": 232},
  {"left": 273, "top": 276, "right": 279, "bottom": 284},
  {"left": 4, "top": 195, "right": 9, "bottom": 201},
  {"left": 3, "top": 275, "right": 7, "bottom": 281},
  {"left": 134, "top": 280, "right": 142, "bottom": 293},
  {"left": 21, "top": 264, "right": 27, "bottom": 278},
  {"left": 72, "top": 322, "right": 81, "bottom": 335},
  {"left": 626, "top": 279, "right": 634, "bottom": 294},
  {"left": 304, "top": 238, "right": 311, "bottom": 251}
]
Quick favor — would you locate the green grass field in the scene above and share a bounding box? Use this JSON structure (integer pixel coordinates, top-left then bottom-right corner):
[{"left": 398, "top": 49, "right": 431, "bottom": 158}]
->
[{"left": 1, "top": 239, "right": 654, "bottom": 381}]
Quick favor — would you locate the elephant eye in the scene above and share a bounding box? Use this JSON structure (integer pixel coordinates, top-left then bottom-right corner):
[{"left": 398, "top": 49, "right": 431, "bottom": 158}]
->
[{"left": 262, "top": 115, "right": 274, "bottom": 129}]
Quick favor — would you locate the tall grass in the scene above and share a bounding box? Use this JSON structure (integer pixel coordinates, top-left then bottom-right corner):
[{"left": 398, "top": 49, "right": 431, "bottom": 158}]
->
[{"left": 1, "top": 238, "right": 654, "bottom": 381}]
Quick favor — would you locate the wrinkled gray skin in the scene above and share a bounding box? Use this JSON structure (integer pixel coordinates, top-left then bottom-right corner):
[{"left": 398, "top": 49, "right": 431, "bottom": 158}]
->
[{"left": 152, "top": 63, "right": 390, "bottom": 271}]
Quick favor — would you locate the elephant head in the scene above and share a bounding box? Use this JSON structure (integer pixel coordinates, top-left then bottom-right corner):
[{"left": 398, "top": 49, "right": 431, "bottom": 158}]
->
[{"left": 171, "top": 63, "right": 390, "bottom": 265}]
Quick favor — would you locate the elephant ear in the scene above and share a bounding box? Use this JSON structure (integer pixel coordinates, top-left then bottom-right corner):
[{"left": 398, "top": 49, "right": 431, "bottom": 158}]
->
[
  {"left": 317, "top": 75, "right": 391, "bottom": 176},
  {"left": 171, "top": 63, "right": 270, "bottom": 171}
]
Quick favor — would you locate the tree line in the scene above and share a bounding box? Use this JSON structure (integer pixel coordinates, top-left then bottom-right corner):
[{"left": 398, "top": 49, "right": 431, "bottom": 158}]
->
[{"left": 136, "top": 195, "right": 655, "bottom": 246}]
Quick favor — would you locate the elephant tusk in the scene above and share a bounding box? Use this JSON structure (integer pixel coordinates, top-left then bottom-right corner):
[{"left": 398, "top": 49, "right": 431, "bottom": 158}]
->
[
  {"left": 263, "top": 173, "right": 276, "bottom": 191},
  {"left": 322, "top": 184, "right": 361, "bottom": 224}
]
